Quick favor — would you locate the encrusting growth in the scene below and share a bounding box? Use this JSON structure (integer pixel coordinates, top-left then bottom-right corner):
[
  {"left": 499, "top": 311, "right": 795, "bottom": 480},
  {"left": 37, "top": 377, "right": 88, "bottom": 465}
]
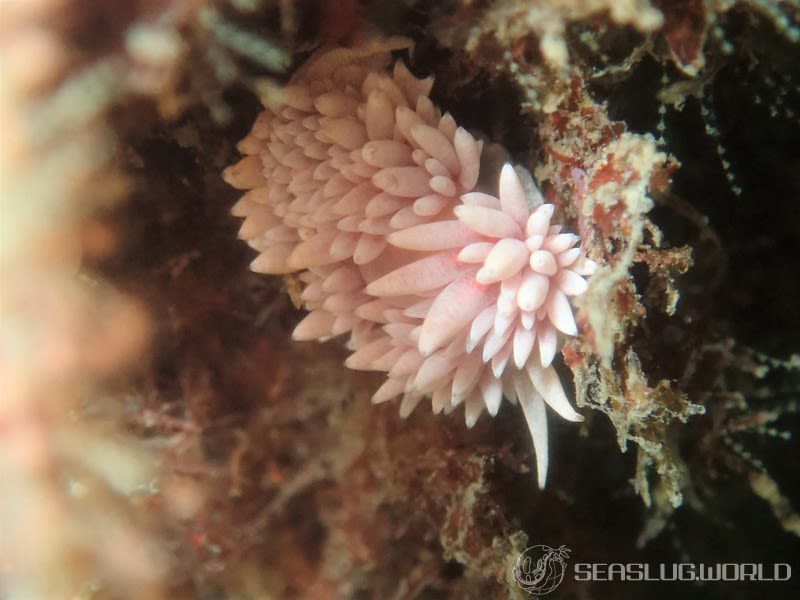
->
[{"left": 223, "top": 41, "right": 596, "bottom": 487}]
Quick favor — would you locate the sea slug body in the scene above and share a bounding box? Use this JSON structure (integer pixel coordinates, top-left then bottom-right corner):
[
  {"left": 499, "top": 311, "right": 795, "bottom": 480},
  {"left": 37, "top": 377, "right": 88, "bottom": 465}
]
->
[{"left": 224, "top": 42, "right": 596, "bottom": 487}]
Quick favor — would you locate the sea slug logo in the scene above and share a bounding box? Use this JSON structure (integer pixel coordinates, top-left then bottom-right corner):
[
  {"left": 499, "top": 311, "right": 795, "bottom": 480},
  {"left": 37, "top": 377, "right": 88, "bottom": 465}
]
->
[{"left": 513, "top": 544, "right": 571, "bottom": 595}]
